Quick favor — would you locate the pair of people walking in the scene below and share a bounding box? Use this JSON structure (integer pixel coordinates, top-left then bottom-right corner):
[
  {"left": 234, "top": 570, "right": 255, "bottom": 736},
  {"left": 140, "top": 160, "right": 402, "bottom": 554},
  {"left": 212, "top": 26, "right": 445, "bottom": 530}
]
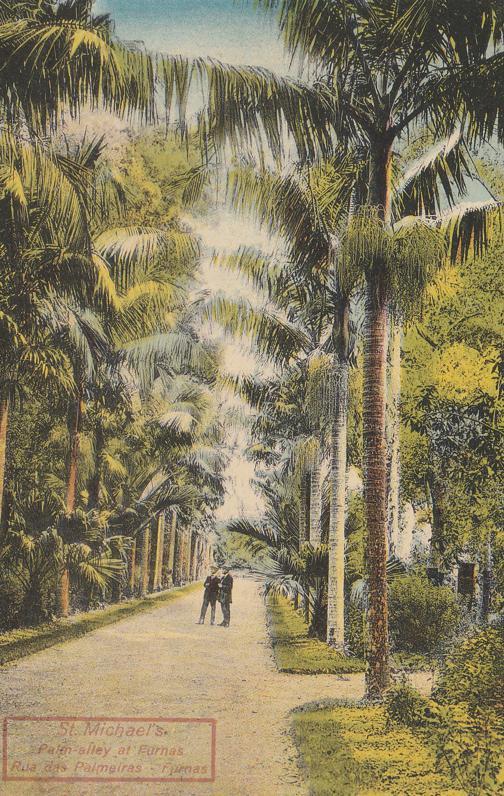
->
[{"left": 197, "top": 567, "right": 233, "bottom": 627}]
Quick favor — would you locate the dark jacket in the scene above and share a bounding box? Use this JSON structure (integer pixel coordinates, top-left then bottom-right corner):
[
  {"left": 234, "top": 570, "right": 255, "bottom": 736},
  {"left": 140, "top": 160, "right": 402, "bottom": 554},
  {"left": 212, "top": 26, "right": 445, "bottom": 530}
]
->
[
  {"left": 219, "top": 574, "right": 233, "bottom": 604},
  {"left": 203, "top": 575, "right": 220, "bottom": 601}
]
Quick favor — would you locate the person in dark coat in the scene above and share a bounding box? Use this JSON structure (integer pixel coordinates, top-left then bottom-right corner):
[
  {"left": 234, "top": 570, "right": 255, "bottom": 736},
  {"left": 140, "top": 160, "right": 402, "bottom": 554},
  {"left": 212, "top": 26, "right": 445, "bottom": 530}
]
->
[
  {"left": 218, "top": 569, "right": 233, "bottom": 627},
  {"left": 197, "top": 568, "right": 220, "bottom": 625}
]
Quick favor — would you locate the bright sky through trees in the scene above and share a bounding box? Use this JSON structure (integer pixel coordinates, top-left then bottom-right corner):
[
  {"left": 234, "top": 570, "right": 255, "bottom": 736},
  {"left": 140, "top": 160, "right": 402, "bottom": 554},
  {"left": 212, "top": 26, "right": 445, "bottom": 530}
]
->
[
  {"left": 95, "top": 0, "right": 279, "bottom": 520},
  {"left": 95, "top": 0, "right": 287, "bottom": 71}
]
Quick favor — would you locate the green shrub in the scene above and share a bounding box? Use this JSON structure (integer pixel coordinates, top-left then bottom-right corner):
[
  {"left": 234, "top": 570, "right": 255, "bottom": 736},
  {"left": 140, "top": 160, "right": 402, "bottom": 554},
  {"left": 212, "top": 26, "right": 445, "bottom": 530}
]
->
[
  {"left": 429, "top": 703, "right": 503, "bottom": 796},
  {"left": 434, "top": 627, "right": 504, "bottom": 715},
  {"left": 385, "top": 683, "right": 433, "bottom": 729},
  {"left": 389, "top": 574, "right": 460, "bottom": 653},
  {"left": 386, "top": 684, "right": 503, "bottom": 795},
  {"left": 0, "top": 573, "right": 24, "bottom": 630}
]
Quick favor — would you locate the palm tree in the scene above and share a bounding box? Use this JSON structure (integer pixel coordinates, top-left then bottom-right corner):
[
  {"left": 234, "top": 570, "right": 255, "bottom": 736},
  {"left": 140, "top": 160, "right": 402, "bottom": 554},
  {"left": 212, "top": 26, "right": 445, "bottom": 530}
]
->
[
  {"left": 226, "top": 469, "right": 329, "bottom": 634},
  {"left": 1, "top": 488, "right": 126, "bottom": 622},
  {"left": 0, "top": 0, "right": 156, "bottom": 133},
  {"left": 0, "top": 134, "right": 117, "bottom": 526},
  {"left": 160, "top": 0, "right": 504, "bottom": 699},
  {"left": 212, "top": 159, "right": 358, "bottom": 647}
]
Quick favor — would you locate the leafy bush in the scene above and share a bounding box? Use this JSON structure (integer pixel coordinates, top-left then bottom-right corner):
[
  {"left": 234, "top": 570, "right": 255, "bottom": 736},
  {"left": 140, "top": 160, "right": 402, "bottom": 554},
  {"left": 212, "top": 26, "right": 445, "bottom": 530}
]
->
[
  {"left": 389, "top": 574, "right": 460, "bottom": 653},
  {"left": 385, "top": 683, "right": 432, "bottom": 729},
  {"left": 0, "top": 572, "right": 25, "bottom": 630},
  {"left": 386, "top": 684, "right": 504, "bottom": 795},
  {"left": 430, "top": 704, "right": 503, "bottom": 796},
  {"left": 434, "top": 627, "right": 504, "bottom": 715}
]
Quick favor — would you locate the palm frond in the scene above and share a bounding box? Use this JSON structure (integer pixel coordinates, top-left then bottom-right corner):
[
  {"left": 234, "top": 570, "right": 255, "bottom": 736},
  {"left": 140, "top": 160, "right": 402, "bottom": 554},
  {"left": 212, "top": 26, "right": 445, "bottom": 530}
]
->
[
  {"left": 395, "top": 129, "right": 472, "bottom": 218},
  {"left": 159, "top": 55, "right": 336, "bottom": 160},
  {"left": 122, "top": 331, "right": 211, "bottom": 391},
  {"left": 440, "top": 199, "right": 503, "bottom": 262},
  {"left": 203, "top": 293, "right": 311, "bottom": 363},
  {"left": 226, "top": 518, "right": 280, "bottom": 549},
  {"left": 0, "top": 8, "right": 157, "bottom": 131}
]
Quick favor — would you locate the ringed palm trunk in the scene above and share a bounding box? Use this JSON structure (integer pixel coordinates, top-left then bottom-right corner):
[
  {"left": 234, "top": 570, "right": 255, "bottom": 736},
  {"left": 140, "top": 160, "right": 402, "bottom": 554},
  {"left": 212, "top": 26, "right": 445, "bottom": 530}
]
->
[
  {"left": 299, "top": 472, "right": 309, "bottom": 547},
  {"left": 388, "top": 321, "right": 402, "bottom": 556},
  {"left": 160, "top": 512, "right": 171, "bottom": 587},
  {"left": 327, "top": 300, "right": 350, "bottom": 650},
  {"left": 197, "top": 538, "right": 206, "bottom": 580},
  {"left": 197, "top": 537, "right": 204, "bottom": 579},
  {"left": 166, "top": 509, "right": 177, "bottom": 586},
  {"left": 199, "top": 540, "right": 207, "bottom": 580},
  {"left": 363, "top": 285, "right": 390, "bottom": 698},
  {"left": 65, "top": 389, "right": 85, "bottom": 515},
  {"left": 129, "top": 539, "right": 137, "bottom": 593},
  {"left": 58, "top": 387, "right": 85, "bottom": 617},
  {"left": 88, "top": 420, "right": 105, "bottom": 510},
  {"left": 297, "top": 472, "right": 309, "bottom": 611},
  {"left": 173, "top": 522, "right": 184, "bottom": 586},
  {"left": 182, "top": 529, "right": 192, "bottom": 583},
  {"left": 363, "top": 134, "right": 394, "bottom": 698},
  {"left": 58, "top": 569, "right": 70, "bottom": 617},
  {"left": 152, "top": 513, "right": 165, "bottom": 590},
  {"left": 307, "top": 446, "right": 323, "bottom": 634},
  {"left": 309, "top": 448, "right": 323, "bottom": 547},
  {"left": 0, "top": 395, "right": 10, "bottom": 528},
  {"left": 140, "top": 521, "right": 151, "bottom": 596},
  {"left": 190, "top": 533, "right": 199, "bottom": 581}
]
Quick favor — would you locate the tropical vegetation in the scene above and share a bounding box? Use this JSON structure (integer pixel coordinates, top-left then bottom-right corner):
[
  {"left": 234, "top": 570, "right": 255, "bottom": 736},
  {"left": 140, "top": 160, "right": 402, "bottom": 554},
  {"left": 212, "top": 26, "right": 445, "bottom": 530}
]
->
[{"left": 0, "top": 1, "right": 503, "bottom": 792}]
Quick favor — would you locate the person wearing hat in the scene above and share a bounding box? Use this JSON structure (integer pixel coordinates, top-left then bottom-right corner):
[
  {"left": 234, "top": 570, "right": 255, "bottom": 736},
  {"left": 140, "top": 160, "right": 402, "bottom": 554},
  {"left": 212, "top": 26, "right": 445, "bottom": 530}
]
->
[
  {"left": 218, "top": 568, "right": 233, "bottom": 627},
  {"left": 197, "top": 567, "right": 220, "bottom": 625}
]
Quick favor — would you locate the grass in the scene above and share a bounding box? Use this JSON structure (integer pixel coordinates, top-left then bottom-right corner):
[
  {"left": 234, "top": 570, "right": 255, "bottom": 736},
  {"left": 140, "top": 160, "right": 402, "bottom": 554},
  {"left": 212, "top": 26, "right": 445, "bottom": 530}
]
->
[
  {"left": 0, "top": 583, "right": 200, "bottom": 666},
  {"left": 267, "top": 595, "right": 432, "bottom": 675},
  {"left": 266, "top": 595, "right": 366, "bottom": 673},
  {"left": 293, "top": 704, "right": 464, "bottom": 796}
]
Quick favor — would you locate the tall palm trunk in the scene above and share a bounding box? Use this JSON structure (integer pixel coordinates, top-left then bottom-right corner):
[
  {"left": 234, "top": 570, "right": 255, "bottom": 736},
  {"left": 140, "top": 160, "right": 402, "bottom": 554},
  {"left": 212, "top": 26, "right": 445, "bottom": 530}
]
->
[
  {"left": 88, "top": 420, "right": 105, "bottom": 510},
  {"left": 182, "top": 529, "right": 192, "bottom": 582},
  {"left": 363, "top": 286, "right": 390, "bottom": 697},
  {"left": 140, "top": 522, "right": 151, "bottom": 596},
  {"left": 0, "top": 396, "right": 10, "bottom": 527},
  {"left": 190, "top": 532, "right": 199, "bottom": 581},
  {"left": 173, "top": 522, "right": 184, "bottom": 586},
  {"left": 165, "top": 509, "right": 177, "bottom": 586},
  {"left": 299, "top": 472, "right": 309, "bottom": 547},
  {"left": 388, "top": 321, "right": 402, "bottom": 555},
  {"left": 363, "top": 134, "right": 393, "bottom": 698},
  {"left": 196, "top": 538, "right": 205, "bottom": 580},
  {"left": 297, "top": 472, "right": 309, "bottom": 611},
  {"left": 309, "top": 447, "right": 322, "bottom": 547},
  {"left": 152, "top": 513, "right": 165, "bottom": 590},
  {"left": 58, "top": 387, "right": 85, "bottom": 617},
  {"left": 58, "top": 568, "right": 70, "bottom": 617},
  {"left": 66, "top": 389, "right": 84, "bottom": 514},
  {"left": 306, "top": 447, "right": 323, "bottom": 635},
  {"left": 160, "top": 512, "right": 171, "bottom": 587},
  {"left": 129, "top": 539, "right": 137, "bottom": 593},
  {"left": 327, "top": 299, "right": 350, "bottom": 650},
  {"left": 199, "top": 540, "right": 207, "bottom": 580}
]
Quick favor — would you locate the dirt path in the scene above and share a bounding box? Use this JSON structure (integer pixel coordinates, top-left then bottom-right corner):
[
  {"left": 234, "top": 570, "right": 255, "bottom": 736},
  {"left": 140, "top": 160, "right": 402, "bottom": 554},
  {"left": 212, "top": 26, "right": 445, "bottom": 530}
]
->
[{"left": 0, "top": 576, "right": 432, "bottom": 795}]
